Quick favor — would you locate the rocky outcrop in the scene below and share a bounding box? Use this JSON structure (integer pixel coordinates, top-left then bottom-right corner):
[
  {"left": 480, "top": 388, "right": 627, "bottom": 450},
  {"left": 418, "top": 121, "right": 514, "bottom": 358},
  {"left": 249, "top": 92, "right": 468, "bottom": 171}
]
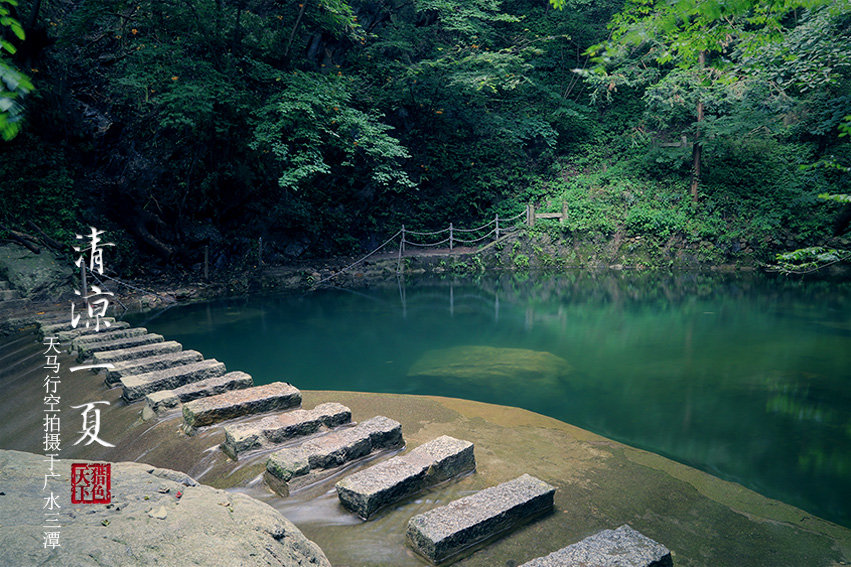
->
[
  {"left": 0, "top": 243, "right": 73, "bottom": 299},
  {"left": 0, "top": 449, "right": 331, "bottom": 567}
]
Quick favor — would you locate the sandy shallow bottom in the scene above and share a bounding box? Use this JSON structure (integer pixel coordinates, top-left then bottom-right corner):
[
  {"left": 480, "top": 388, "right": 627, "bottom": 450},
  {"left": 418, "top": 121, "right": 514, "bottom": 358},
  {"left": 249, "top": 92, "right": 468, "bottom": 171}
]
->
[{"left": 1, "top": 330, "right": 849, "bottom": 566}]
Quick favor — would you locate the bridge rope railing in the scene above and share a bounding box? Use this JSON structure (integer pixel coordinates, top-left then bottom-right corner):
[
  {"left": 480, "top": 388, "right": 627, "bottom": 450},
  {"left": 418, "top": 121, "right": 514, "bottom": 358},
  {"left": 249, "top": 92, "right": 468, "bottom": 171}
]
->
[{"left": 314, "top": 210, "right": 527, "bottom": 285}]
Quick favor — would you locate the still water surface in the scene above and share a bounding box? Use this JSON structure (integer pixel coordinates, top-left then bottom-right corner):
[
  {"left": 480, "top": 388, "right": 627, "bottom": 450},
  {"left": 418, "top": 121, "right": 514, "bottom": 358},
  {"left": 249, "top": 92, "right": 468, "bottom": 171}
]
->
[{"left": 130, "top": 271, "right": 851, "bottom": 527}]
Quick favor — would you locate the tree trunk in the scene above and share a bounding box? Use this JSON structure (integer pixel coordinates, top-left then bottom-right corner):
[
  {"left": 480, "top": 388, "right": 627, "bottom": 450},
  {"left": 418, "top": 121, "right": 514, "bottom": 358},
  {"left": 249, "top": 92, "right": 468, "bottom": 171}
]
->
[
  {"left": 690, "top": 51, "right": 705, "bottom": 203},
  {"left": 285, "top": 0, "right": 309, "bottom": 59}
]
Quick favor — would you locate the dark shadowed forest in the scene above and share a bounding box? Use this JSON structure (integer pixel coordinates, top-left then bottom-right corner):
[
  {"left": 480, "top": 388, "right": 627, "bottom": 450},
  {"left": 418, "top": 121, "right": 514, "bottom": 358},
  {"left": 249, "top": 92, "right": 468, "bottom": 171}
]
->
[{"left": 1, "top": 0, "right": 849, "bottom": 275}]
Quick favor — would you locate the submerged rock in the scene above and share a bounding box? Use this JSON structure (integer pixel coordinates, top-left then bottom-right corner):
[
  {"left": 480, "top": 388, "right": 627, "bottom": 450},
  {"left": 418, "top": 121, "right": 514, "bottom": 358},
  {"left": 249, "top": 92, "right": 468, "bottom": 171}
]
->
[{"left": 408, "top": 346, "right": 570, "bottom": 388}]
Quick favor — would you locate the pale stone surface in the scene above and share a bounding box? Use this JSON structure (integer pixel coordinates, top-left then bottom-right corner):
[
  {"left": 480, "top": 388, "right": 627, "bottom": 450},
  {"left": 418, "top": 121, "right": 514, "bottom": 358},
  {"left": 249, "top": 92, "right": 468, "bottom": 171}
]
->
[
  {"left": 336, "top": 435, "right": 475, "bottom": 519},
  {"left": 105, "top": 350, "right": 204, "bottom": 385},
  {"left": 144, "top": 371, "right": 255, "bottom": 415},
  {"left": 121, "top": 359, "right": 226, "bottom": 401},
  {"left": 0, "top": 449, "right": 331, "bottom": 567},
  {"left": 55, "top": 321, "right": 130, "bottom": 342},
  {"left": 518, "top": 525, "right": 672, "bottom": 567},
  {"left": 406, "top": 473, "right": 556, "bottom": 564},
  {"left": 40, "top": 317, "right": 118, "bottom": 337},
  {"left": 92, "top": 341, "right": 183, "bottom": 365},
  {"left": 266, "top": 416, "right": 403, "bottom": 485},
  {"left": 71, "top": 327, "right": 148, "bottom": 350},
  {"left": 223, "top": 402, "right": 351, "bottom": 458},
  {"left": 182, "top": 381, "right": 302, "bottom": 428},
  {"left": 76, "top": 333, "right": 164, "bottom": 361}
]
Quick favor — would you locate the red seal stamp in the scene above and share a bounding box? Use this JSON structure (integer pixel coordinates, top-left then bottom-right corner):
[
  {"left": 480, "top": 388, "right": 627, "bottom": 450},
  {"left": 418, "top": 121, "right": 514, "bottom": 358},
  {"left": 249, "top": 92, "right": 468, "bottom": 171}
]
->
[{"left": 71, "top": 463, "right": 111, "bottom": 504}]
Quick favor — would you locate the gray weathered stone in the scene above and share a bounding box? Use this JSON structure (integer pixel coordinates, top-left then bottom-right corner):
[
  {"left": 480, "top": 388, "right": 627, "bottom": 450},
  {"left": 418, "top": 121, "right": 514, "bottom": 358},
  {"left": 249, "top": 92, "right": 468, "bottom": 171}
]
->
[
  {"left": 39, "top": 317, "right": 118, "bottom": 337},
  {"left": 92, "top": 340, "right": 183, "bottom": 365},
  {"left": 518, "top": 525, "right": 672, "bottom": 567},
  {"left": 76, "top": 333, "right": 164, "bottom": 361},
  {"left": 121, "top": 359, "right": 226, "bottom": 401},
  {"left": 145, "top": 371, "right": 255, "bottom": 414},
  {"left": 0, "top": 243, "right": 73, "bottom": 299},
  {"left": 336, "top": 435, "right": 475, "bottom": 519},
  {"left": 56, "top": 321, "right": 130, "bottom": 342},
  {"left": 406, "top": 473, "right": 556, "bottom": 564},
  {"left": 222, "top": 402, "right": 352, "bottom": 458},
  {"left": 70, "top": 327, "right": 149, "bottom": 350},
  {"left": 0, "top": 449, "right": 332, "bottom": 567},
  {"left": 105, "top": 350, "right": 204, "bottom": 385},
  {"left": 0, "top": 289, "right": 21, "bottom": 300},
  {"left": 183, "top": 381, "right": 302, "bottom": 428},
  {"left": 266, "top": 416, "right": 403, "bottom": 488}
]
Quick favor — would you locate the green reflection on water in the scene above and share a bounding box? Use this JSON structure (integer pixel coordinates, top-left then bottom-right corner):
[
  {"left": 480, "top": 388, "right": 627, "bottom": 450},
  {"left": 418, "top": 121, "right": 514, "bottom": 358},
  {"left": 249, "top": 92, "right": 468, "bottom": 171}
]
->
[{"left": 131, "top": 271, "right": 851, "bottom": 527}]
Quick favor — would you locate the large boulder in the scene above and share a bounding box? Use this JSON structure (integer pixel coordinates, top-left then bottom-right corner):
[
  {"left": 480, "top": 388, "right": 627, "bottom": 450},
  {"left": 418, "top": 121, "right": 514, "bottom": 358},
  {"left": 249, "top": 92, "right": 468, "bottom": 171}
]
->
[
  {"left": 0, "top": 242, "right": 74, "bottom": 299},
  {"left": 0, "top": 449, "right": 331, "bottom": 567}
]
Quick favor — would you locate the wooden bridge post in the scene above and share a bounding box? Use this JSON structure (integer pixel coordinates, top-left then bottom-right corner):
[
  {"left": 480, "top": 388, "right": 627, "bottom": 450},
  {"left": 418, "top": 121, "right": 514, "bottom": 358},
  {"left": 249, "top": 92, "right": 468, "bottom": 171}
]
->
[
  {"left": 526, "top": 203, "right": 535, "bottom": 227},
  {"left": 495, "top": 214, "right": 500, "bottom": 241},
  {"left": 449, "top": 223, "right": 454, "bottom": 251},
  {"left": 203, "top": 245, "right": 209, "bottom": 281},
  {"left": 561, "top": 201, "right": 568, "bottom": 225},
  {"left": 401, "top": 225, "right": 406, "bottom": 255}
]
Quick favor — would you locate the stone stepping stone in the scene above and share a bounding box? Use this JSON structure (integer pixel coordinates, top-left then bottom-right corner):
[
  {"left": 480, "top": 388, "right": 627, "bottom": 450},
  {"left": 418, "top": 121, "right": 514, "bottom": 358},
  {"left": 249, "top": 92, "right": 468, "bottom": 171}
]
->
[
  {"left": 518, "top": 524, "right": 672, "bottom": 567},
  {"left": 336, "top": 435, "right": 475, "bottom": 520},
  {"left": 406, "top": 473, "right": 556, "bottom": 565},
  {"left": 105, "top": 350, "right": 204, "bottom": 385},
  {"left": 56, "top": 321, "right": 131, "bottom": 343},
  {"left": 121, "top": 359, "right": 226, "bottom": 402},
  {"left": 71, "top": 327, "right": 149, "bottom": 350},
  {"left": 144, "top": 371, "right": 255, "bottom": 416},
  {"left": 92, "top": 341, "right": 183, "bottom": 365},
  {"left": 182, "top": 381, "right": 302, "bottom": 429},
  {"left": 76, "top": 333, "right": 164, "bottom": 361},
  {"left": 266, "top": 416, "right": 403, "bottom": 492},
  {"left": 222, "top": 402, "right": 352, "bottom": 459},
  {"left": 39, "top": 317, "right": 118, "bottom": 337}
]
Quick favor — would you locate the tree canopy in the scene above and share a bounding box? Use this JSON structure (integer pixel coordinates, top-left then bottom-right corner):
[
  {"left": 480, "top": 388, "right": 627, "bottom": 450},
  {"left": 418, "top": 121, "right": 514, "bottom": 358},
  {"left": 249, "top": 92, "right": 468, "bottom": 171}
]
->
[{"left": 1, "top": 0, "right": 848, "bottom": 274}]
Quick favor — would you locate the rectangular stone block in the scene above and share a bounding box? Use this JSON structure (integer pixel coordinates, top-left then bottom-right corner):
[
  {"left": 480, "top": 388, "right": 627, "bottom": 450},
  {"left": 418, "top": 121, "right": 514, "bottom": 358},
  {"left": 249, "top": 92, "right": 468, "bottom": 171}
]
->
[
  {"left": 92, "top": 341, "right": 183, "bottom": 365},
  {"left": 336, "top": 435, "right": 475, "bottom": 519},
  {"left": 121, "top": 359, "right": 226, "bottom": 401},
  {"left": 105, "top": 350, "right": 204, "bottom": 385},
  {"left": 222, "top": 402, "right": 352, "bottom": 459},
  {"left": 39, "top": 317, "right": 118, "bottom": 338},
  {"left": 145, "top": 371, "right": 255, "bottom": 414},
  {"left": 406, "top": 474, "right": 556, "bottom": 565},
  {"left": 518, "top": 525, "right": 672, "bottom": 567},
  {"left": 266, "top": 416, "right": 403, "bottom": 486},
  {"left": 182, "top": 381, "right": 302, "bottom": 428},
  {"left": 56, "top": 321, "right": 130, "bottom": 343},
  {"left": 71, "top": 327, "right": 148, "bottom": 351},
  {"left": 76, "top": 333, "right": 164, "bottom": 361}
]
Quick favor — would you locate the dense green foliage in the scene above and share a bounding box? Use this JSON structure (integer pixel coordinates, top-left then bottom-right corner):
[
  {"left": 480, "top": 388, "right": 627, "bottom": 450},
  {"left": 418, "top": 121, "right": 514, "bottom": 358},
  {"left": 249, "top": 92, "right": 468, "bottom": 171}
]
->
[{"left": 0, "top": 0, "right": 849, "bottom": 274}]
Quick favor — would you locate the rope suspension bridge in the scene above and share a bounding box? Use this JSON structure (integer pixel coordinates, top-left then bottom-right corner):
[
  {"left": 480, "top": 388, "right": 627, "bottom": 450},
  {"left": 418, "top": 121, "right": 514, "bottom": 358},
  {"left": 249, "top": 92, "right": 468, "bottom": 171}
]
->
[{"left": 314, "top": 203, "right": 568, "bottom": 285}]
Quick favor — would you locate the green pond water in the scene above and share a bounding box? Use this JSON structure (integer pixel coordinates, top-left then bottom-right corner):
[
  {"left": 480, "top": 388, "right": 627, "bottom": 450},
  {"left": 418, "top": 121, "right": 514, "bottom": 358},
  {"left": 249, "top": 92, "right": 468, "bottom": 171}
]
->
[{"left": 129, "top": 270, "right": 851, "bottom": 528}]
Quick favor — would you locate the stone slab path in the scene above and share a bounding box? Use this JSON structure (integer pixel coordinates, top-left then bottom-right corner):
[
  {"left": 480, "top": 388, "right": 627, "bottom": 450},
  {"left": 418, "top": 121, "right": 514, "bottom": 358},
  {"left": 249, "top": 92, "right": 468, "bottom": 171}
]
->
[
  {"left": 518, "top": 524, "right": 672, "bottom": 567},
  {"left": 32, "top": 315, "right": 674, "bottom": 566},
  {"left": 406, "top": 473, "right": 556, "bottom": 564},
  {"left": 183, "top": 381, "right": 302, "bottom": 428},
  {"left": 336, "top": 435, "right": 475, "bottom": 519},
  {"left": 222, "top": 402, "right": 352, "bottom": 459},
  {"left": 265, "top": 416, "right": 403, "bottom": 489}
]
